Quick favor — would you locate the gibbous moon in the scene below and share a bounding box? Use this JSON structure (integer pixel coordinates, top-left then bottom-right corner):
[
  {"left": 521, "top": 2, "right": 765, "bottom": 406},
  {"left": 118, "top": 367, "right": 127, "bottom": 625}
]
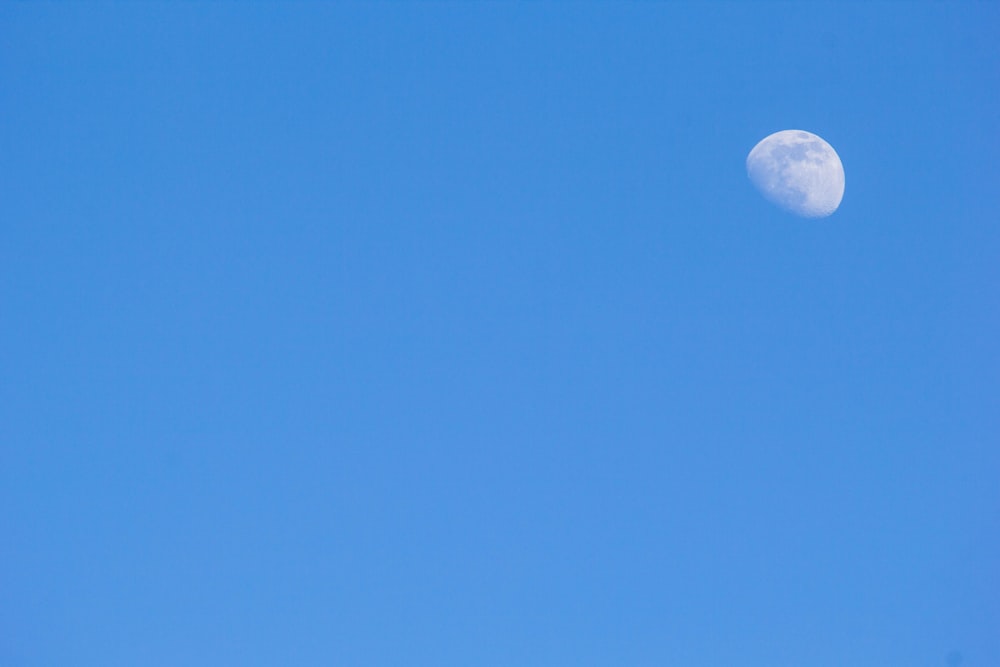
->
[{"left": 746, "top": 130, "right": 845, "bottom": 218}]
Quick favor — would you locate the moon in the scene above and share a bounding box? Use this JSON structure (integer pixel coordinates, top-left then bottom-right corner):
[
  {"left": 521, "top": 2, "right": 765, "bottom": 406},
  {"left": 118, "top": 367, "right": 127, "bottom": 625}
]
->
[{"left": 746, "top": 129, "right": 845, "bottom": 218}]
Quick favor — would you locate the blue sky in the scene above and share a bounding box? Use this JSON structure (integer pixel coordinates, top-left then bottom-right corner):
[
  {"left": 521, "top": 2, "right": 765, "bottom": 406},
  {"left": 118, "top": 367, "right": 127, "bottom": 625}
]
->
[{"left": 2, "top": 3, "right": 997, "bottom": 666}]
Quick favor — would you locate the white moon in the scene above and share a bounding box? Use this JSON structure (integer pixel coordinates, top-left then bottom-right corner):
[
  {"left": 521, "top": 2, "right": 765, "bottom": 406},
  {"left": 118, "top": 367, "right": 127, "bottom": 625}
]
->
[{"left": 746, "top": 129, "right": 845, "bottom": 218}]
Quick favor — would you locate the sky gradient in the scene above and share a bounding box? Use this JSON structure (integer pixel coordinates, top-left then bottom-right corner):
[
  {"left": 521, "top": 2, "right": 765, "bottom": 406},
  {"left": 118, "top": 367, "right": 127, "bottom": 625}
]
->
[{"left": 2, "top": 3, "right": 998, "bottom": 666}]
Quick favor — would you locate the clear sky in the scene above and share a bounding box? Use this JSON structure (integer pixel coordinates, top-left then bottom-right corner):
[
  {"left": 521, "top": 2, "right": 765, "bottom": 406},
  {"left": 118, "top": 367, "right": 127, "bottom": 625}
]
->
[{"left": 2, "top": 3, "right": 997, "bottom": 666}]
